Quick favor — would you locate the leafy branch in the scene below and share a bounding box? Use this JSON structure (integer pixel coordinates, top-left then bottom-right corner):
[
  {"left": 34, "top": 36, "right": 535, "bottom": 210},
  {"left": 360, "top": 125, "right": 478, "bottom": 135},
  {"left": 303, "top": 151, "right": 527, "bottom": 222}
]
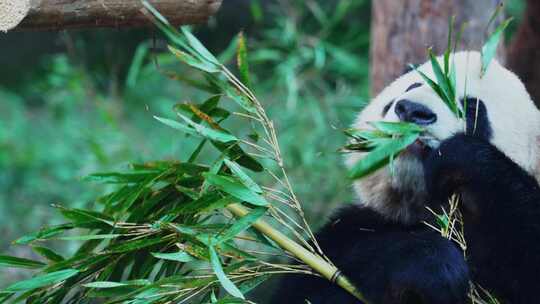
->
[{"left": 0, "top": 1, "right": 369, "bottom": 303}]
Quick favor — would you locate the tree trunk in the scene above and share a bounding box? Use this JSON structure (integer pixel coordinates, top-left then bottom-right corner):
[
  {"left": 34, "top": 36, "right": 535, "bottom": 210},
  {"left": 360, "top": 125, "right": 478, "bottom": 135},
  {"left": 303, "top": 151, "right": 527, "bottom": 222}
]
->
[
  {"left": 370, "top": 0, "right": 504, "bottom": 96},
  {"left": 508, "top": 0, "right": 540, "bottom": 108},
  {"left": 0, "top": 0, "right": 222, "bottom": 32}
]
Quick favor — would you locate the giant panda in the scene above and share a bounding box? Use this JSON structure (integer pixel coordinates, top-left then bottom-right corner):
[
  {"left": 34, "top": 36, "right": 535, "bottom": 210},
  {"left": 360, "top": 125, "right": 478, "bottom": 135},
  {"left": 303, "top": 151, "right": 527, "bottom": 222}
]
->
[{"left": 272, "top": 51, "right": 540, "bottom": 304}]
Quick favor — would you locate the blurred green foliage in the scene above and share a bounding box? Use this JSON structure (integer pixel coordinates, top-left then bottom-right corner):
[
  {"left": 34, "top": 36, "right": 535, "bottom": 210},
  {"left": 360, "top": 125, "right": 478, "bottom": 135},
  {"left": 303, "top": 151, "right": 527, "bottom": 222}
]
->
[{"left": 0, "top": 0, "right": 371, "bottom": 286}]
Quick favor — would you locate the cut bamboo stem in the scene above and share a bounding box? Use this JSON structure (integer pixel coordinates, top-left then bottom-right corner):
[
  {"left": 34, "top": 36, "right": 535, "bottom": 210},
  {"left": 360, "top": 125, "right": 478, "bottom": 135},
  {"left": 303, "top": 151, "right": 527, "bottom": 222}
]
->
[{"left": 226, "top": 203, "right": 370, "bottom": 303}]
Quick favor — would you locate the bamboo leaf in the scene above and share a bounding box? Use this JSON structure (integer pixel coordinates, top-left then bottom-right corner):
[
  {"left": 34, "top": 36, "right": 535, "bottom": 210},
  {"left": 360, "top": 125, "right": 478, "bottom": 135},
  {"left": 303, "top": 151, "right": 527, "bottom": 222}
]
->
[
  {"left": 84, "top": 171, "right": 160, "bottom": 184},
  {"left": 83, "top": 280, "right": 150, "bottom": 288},
  {"left": 32, "top": 247, "right": 65, "bottom": 263},
  {"left": 57, "top": 234, "right": 122, "bottom": 241},
  {"left": 175, "top": 103, "right": 223, "bottom": 130},
  {"left": 238, "top": 274, "right": 269, "bottom": 294},
  {"left": 481, "top": 18, "right": 513, "bottom": 76},
  {"left": 176, "top": 113, "right": 237, "bottom": 143},
  {"left": 209, "top": 246, "right": 244, "bottom": 299},
  {"left": 168, "top": 45, "right": 220, "bottom": 73},
  {"left": 212, "top": 142, "right": 264, "bottom": 172},
  {"left": 224, "top": 159, "right": 263, "bottom": 194},
  {"left": 444, "top": 16, "right": 455, "bottom": 74},
  {"left": 410, "top": 63, "right": 457, "bottom": 116},
  {"left": 107, "top": 236, "right": 168, "bottom": 253},
  {"left": 141, "top": 1, "right": 191, "bottom": 51},
  {"left": 154, "top": 115, "right": 238, "bottom": 144},
  {"left": 217, "top": 80, "right": 258, "bottom": 114},
  {"left": 151, "top": 251, "right": 196, "bottom": 263},
  {"left": 349, "top": 133, "right": 420, "bottom": 179},
  {"left": 0, "top": 255, "right": 45, "bottom": 269},
  {"left": 368, "top": 122, "right": 424, "bottom": 135},
  {"left": 3, "top": 269, "right": 79, "bottom": 293},
  {"left": 126, "top": 42, "right": 150, "bottom": 88},
  {"left": 203, "top": 173, "right": 268, "bottom": 206},
  {"left": 486, "top": 2, "right": 504, "bottom": 31},
  {"left": 216, "top": 207, "right": 267, "bottom": 244},
  {"left": 428, "top": 48, "right": 455, "bottom": 110},
  {"left": 14, "top": 224, "right": 74, "bottom": 245},
  {"left": 56, "top": 205, "right": 114, "bottom": 226},
  {"left": 236, "top": 32, "right": 251, "bottom": 88},
  {"left": 181, "top": 27, "right": 220, "bottom": 66},
  {"left": 153, "top": 115, "right": 207, "bottom": 141}
]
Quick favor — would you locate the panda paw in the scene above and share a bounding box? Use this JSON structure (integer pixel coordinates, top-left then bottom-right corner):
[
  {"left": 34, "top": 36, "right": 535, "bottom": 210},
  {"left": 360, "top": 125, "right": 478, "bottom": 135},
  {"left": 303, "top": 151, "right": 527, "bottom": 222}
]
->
[{"left": 421, "top": 133, "right": 499, "bottom": 196}]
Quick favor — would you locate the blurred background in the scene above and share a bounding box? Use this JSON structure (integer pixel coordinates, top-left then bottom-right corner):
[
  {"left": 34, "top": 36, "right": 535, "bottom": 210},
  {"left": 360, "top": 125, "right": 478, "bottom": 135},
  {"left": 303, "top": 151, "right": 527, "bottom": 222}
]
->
[{"left": 0, "top": 0, "right": 529, "bottom": 292}]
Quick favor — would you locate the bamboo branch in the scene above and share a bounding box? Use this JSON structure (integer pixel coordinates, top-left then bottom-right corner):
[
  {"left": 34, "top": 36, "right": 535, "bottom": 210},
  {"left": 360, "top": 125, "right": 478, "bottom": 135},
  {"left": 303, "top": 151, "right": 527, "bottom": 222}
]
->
[
  {"left": 1, "top": 0, "right": 222, "bottom": 32},
  {"left": 226, "top": 203, "right": 370, "bottom": 303}
]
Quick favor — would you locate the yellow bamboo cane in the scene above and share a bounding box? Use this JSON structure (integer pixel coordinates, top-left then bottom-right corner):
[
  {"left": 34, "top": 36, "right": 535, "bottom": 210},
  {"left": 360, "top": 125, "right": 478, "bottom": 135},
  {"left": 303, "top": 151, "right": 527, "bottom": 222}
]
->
[{"left": 226, "top": 203, "right": 370, "bottom": 303}]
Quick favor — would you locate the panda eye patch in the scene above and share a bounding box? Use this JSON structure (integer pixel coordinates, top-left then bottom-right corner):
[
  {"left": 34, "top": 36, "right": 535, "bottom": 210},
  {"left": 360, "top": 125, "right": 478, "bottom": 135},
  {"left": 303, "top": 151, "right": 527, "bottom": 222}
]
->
[
  {"left": 382, "top": 100, "right": 394, "bottom": 116},
  {"left": 405, "top": 82, "right": 422, "bottom": 92}
]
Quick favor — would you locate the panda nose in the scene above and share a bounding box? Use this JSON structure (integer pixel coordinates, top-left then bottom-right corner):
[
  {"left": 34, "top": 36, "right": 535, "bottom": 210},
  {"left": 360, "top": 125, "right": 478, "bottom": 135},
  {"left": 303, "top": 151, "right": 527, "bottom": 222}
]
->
[{"left": 394, "top": 100, "right": 437, "bottom": 125}]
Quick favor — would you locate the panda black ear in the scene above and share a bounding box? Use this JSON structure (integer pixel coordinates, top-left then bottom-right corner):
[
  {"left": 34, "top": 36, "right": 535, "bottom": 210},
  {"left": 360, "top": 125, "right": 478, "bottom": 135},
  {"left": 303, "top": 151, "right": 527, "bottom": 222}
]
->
[{"left": 460, "top": 97, "right": 492, "bottom": 141}]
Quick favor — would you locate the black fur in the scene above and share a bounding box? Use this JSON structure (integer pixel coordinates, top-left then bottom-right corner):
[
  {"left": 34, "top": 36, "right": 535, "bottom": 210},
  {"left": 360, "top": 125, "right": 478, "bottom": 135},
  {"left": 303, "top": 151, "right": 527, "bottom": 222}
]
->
[
  {"left": 461, "top": 97, "right": 492, "bottom": 140},
  {"left": 272, "top": 133, "right": 540, "bottom": 303},
  {"left": 272, "top": 207, "right": 469, "bottom": 303},
  {"left": 423, "top": 134, "right": 540, "bottom": 303}
]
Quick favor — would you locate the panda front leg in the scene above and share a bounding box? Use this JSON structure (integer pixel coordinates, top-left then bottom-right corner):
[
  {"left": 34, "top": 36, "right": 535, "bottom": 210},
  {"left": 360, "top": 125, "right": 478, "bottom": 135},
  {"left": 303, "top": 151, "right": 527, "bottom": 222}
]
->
[
  {"left": 422, "top": 133, "right": 540, "bottom": 303},
  {"left": 272, "top": 206, "right": 470, "bottom": 304}
]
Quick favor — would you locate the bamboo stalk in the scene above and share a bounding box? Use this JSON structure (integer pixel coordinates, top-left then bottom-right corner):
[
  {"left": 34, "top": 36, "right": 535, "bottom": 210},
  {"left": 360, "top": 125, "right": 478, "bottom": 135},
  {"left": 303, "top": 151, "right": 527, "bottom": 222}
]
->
[{"left": 226, "top": 203, "right": 370, "bottom": 303}]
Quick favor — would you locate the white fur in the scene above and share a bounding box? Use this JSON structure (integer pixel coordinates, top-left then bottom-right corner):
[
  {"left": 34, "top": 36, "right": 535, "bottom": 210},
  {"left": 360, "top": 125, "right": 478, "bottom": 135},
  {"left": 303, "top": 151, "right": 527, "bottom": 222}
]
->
[{"left": 346, "top": 51, "right": 540, "bottom": 223}]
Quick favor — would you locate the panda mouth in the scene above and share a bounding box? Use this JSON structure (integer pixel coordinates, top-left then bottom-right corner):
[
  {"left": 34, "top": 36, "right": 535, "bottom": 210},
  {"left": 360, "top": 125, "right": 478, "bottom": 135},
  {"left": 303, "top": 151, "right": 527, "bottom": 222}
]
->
[
  {"left": 405, "top": 134, "right": 439, "bottom": 156},
  {"left": 418, "top": 135, "right": 440, "bottom": 148}
]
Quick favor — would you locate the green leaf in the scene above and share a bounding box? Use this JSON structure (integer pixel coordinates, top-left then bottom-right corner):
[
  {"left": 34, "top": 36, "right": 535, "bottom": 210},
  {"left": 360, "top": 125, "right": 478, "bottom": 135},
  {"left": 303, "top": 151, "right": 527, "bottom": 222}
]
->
[
  {"left": 177, "top": 113, "right": 237, "bottom": 143},
  {"left": 213, "top": 142, "right": 264, "bottom": 172},
  {"left": 84, "top": 171, "right": 160, "bottom": 184},
  {"left": 141, "top": 1, "right": 191, "bottom": 52},
  {"left": 410, "top": 63, "right": 457, "bottom": 116},
  {"left": 349, "top": 133, "right": 420, "bottom": 179},
  {"left": 14, "top": 224, "right": 74, "bottom": 245},
  {"left": 3, "top": 269, "right": 79, "bottom": 293},
  {"left": 481, "top": 18, "right": 513, "bottom": 76},
  {"left": 0, "top": 255, "right": 45, "bottom": 269},
  {"left": 181, "top": 27, "right": 220, "bottom": 66},
  {"left": 368, "top": 122, "right": 424, "bottom": 135},
  {"left": 436, "top": 213, "right": 450, "bottom": 230},
  {"left": 154, "top": 115, "right": 237, "bottom": 143},
  {"left": 168, "top": 45, "right": 220, "bottom": 73},
  {"left": 216, "top": 207, "right": 267, "bottom": 244},
  {"left": 224, "top": 159, "right": 263, "bottom": 194},
  {"left": 203, "top": 173, "right": 268, "bottom": 206},
  {"left": 236, "top": 32, "right": 251, "bottom": 88},
  {"left": 219, "top": 80, "right": 257, "bottom": 114},
  {"left": 428, "top": 48, "right": 456, "bottom": 111},
  {"left": 83, "top": 280, "right": 150, "bottom": 288},
  {"left": 56, "top": 234, "right": 122, "bottom": 241},
  {"left": 151, "top": 251, "right": 196, "bottom": 263},
  {"left": 126, "top": 42, "right": 150, "bottom": 88},
  {"left": 107, "top": 236, "right": 168, "bottom": 253},
  {"left": 444, "top": 16, "right": 455, "bottom": 75},
  {"left": 209, "top": 246, "right": 244, "bottom": 299},
  {"left": 32, "top": 247, "right": 65, "bottom": 263},
  {"left": 486, "top": 2, "right": 504, "bottom": 31},
  {"left": 238, "top": 274, "right": 270, "bottom": 294},
  {"left": 56, "top": 205, "right": 114, "bottom": 226}
]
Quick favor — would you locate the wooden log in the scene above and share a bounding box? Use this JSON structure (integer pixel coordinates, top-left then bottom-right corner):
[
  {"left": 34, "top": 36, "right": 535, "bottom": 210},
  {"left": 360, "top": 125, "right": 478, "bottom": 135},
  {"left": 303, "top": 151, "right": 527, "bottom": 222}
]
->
[
  {"left": 370, "top": 0, "right": 505, "bottom": 96},
  {"left": 508, "top": 0, "right": 540, "bottom": 108},
  {"left": 0, "top": 0, "right": 222, "bottom": 32}
]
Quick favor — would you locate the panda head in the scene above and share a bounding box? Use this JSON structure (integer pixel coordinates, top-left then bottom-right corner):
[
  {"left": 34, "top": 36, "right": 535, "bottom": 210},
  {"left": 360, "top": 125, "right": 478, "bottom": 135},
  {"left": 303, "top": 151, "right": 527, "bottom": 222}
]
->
[{"left": 346, "top": 51, "right": 540, "bottom": 224}]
